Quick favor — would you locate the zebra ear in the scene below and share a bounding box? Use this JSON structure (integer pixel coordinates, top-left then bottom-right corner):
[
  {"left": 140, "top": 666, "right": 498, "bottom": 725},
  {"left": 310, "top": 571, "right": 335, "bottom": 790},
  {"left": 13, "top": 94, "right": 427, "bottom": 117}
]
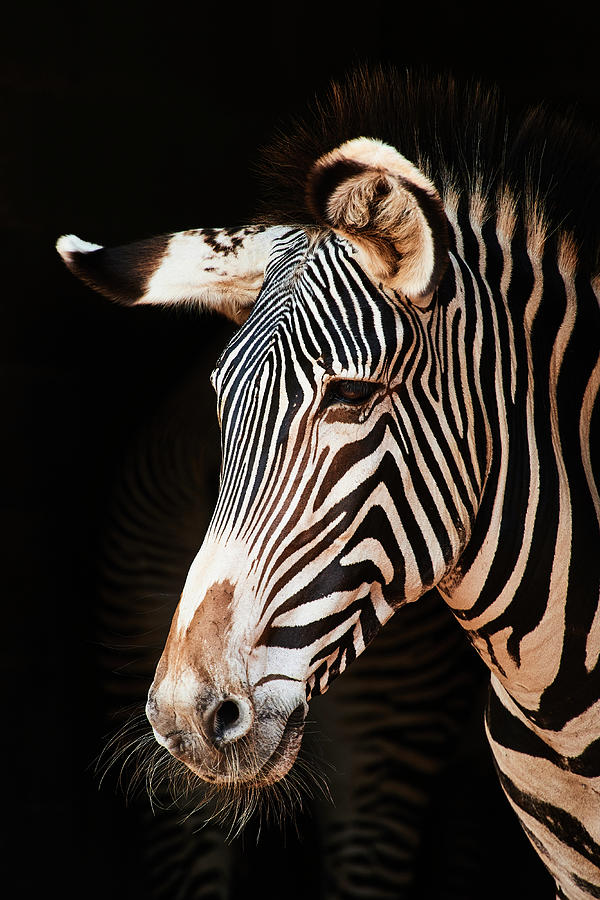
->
[
  {"left": 56, "top": 226, "right": 287, "bottom": 324},
  {"left": 306, "top": 138, "right": 448, "bottom": 306}
]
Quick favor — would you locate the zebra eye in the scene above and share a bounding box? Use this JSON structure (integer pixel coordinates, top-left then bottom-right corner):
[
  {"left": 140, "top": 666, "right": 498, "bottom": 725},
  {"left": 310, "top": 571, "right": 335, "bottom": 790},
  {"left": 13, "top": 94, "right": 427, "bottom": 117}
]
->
[{"left": 325, "top": 379, "right": 380, "bottom": 406}]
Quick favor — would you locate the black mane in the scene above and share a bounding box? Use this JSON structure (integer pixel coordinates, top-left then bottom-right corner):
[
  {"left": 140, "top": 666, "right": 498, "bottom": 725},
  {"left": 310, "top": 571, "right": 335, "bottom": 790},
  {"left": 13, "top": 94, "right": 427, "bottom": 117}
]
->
[{"left": 255, "top": 66, "right": 600, "bottom": 276}]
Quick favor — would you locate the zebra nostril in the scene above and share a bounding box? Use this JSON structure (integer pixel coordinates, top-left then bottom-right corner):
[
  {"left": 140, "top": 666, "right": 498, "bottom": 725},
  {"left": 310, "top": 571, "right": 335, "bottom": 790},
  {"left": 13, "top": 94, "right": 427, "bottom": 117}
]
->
[
  {"left": 215, "top": 700, "right": 240, "bottom": 731},
  {"left": 208, "top": 696, "right": 253, "bottom": 746}
]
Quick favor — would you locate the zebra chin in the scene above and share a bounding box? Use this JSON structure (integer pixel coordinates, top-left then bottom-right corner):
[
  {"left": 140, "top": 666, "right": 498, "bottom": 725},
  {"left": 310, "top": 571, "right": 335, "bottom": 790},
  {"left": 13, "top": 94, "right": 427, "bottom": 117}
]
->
[{"left": 146, "top": 686, "right": 308, "bottom": 788}]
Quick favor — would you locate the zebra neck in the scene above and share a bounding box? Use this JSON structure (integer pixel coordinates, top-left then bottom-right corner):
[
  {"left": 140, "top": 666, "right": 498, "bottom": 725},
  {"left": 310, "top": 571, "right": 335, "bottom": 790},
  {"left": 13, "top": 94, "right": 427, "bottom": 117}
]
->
[{"left": 437, "top": 223, "right": 600, "bottom": 725}]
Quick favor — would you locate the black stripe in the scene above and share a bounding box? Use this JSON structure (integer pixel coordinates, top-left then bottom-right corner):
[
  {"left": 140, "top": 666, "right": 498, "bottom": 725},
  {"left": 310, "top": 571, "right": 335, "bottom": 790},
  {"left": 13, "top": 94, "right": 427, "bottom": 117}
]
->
[
  {"left": 498, "top": 768, "right": 600, "bottom": 870},
  {"left": 486, "top": 686, "right": 600, "bottom": 777}
]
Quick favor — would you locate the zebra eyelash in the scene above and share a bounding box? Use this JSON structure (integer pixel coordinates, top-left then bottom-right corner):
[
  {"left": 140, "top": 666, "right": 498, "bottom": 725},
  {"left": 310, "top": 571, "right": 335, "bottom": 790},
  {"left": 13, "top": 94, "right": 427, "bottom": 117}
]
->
[{"left": 322, "top": 379, "right": 382, "bottom": 407}]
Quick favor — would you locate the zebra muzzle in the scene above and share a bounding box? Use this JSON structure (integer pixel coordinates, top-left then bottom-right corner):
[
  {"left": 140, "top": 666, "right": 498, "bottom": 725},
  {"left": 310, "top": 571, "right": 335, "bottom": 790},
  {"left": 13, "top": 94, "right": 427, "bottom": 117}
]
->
[{"left": 146, "top": 681, "right": 307, "bottom": 786}]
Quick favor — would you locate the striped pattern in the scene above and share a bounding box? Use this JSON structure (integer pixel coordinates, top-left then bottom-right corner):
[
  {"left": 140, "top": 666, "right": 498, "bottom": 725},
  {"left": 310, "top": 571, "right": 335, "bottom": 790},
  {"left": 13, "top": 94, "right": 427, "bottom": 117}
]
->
[
  {"left": 201, "top": 228, "right": 474, "bottom": 698},
  {"left": 437, "top": 199, "right": 600, "bottom": 899}
]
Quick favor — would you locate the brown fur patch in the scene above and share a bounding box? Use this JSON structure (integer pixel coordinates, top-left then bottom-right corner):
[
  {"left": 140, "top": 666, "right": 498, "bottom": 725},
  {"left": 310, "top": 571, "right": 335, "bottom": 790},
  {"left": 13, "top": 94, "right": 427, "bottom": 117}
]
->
[
  {"left": 180, "top": 579, "right": 237, "bottom": 680},
  {"left": 153, "top": 580, "right": 237, "bottom": 690},
  {"left": 185, "top": 579, "right": 235, "bottom": 642}
]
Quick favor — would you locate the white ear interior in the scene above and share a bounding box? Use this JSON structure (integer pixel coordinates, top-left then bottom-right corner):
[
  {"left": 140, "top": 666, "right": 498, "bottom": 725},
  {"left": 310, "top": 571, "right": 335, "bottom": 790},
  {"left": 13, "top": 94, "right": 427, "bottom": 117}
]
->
[{"left": 307, "top": 138, "right": 448, "bottom": 305}]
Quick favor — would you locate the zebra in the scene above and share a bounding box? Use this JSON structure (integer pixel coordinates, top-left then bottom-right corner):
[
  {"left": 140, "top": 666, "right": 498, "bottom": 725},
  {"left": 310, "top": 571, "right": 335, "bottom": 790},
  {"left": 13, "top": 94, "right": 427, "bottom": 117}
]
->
[{"left": 57, "top": 68, "right": 600, "bottom": 898}]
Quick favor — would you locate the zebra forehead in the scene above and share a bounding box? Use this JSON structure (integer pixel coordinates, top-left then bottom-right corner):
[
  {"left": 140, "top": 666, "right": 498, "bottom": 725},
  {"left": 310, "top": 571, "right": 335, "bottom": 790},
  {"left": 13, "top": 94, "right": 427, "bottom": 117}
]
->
[
  {"left": 213, "top": 229, "right": 402, "bottom": 388},
  {"left": 256, "top": 228, "right": 396, "bottom": 319}
]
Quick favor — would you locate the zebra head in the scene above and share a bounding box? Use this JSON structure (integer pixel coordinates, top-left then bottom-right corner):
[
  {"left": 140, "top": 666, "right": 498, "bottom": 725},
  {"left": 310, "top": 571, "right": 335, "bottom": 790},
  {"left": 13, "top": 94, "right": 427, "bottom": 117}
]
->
[{"left": 58, "top": 138, "right": 468, "bottom": 790}]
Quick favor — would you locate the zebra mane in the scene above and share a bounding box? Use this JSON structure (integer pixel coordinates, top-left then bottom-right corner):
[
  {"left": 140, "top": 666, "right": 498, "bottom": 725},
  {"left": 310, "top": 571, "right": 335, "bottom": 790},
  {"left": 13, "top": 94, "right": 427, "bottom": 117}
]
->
[{"left": 254, "top": 66, "right": 600, "bottom": 276}]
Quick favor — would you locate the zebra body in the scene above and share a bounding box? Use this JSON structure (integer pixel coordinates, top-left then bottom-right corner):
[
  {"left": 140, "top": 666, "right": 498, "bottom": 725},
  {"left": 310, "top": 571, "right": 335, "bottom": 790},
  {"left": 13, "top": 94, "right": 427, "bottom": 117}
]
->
[{"left": 58, "top": 70, "right": 600, "bottom": 897}]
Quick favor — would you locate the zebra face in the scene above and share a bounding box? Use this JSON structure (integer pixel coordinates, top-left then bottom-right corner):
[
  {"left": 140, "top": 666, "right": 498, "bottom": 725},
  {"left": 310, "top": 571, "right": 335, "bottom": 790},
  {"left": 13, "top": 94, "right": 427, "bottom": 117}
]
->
[
  {"left": 145, "top": 228, "right": 469, "bottom": 787},
  {"left": 57, "top": 136, "right": 458, "bottom": 789}
]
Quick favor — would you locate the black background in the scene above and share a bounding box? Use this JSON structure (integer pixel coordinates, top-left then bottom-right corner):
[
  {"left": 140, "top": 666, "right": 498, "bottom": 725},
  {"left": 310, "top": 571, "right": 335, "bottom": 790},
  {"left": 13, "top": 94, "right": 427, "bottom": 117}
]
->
[{"left": 3, "top": 2, "right": 599, "bottom": 897}]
